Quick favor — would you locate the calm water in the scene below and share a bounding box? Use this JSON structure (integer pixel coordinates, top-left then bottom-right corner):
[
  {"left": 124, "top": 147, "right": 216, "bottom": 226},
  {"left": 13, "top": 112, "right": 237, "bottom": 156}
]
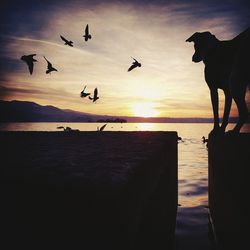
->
[
  {"left": 1, "top": 122, "right": 249, "bottom": 249},
  {"left": 2, "top": 122, "right": 249, "bottom": 204}
]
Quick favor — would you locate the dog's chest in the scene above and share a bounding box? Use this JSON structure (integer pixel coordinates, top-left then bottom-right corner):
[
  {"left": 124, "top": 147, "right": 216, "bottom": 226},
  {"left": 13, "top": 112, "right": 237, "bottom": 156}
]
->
[
  {"left": 204, "top": 63, "right": 232, "bottom": 89},
  {"left": 204, "top": 49, "right": 234, "bottom": 88}
]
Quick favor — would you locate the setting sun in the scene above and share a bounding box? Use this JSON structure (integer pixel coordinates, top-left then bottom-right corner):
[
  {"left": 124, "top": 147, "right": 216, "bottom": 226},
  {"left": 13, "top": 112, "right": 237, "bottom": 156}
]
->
[{"left": 132, "top": 103, "right": 159, "bottom": 117}]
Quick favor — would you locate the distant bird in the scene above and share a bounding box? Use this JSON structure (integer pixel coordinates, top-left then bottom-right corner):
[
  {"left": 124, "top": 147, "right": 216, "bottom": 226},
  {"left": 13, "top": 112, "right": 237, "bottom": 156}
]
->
[
  {"left": 20, "top": 54, "right": 37, "bottom": 75},
  {"left": 57, "top": 126, "right": 65, "bottom": 130},
  {"left": 43, "top": 56, "right": 58, "bottom": 74},
  {"left": 60, "top": 35, "right": 73, "bottom": 47},
  {"left": 56, "top": 126, "right": 79, "bottom": 132},
  {"left": 202, "top": 136, "right": 208, "bottom": 143},
  {"left": 83, "top": 24, "right": 92, "bottom": 41},
  {"left": 128, "top": 57, "right": 141, "bottom": 72},
  {"left": 89, "top": 87, "right": 99, "bottom": 102},
  {"left": 80, "top": 85, "right": 90, "bottom": 98},
  {"left": 97, "top": 124, "right": 107, "bottom": 131}
]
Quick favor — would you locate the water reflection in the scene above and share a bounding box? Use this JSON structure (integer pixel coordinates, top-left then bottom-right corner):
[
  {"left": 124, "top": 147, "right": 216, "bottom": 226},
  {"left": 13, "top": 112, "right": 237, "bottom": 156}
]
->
[
  {"left": 176, "top": 206, "right": 214, "bottom": 250},
  {"left": 1, "top": 122, "right": 249, "bottom": 133}
]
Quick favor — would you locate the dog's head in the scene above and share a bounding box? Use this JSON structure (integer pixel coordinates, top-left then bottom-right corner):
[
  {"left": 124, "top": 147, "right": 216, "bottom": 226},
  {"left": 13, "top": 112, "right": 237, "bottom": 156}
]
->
[{"left": 186, "top": 31, "right": 218, "bottom": 62}]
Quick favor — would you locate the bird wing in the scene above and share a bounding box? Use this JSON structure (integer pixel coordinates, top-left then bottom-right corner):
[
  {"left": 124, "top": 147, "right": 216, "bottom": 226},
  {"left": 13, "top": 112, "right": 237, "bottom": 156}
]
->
[
  {"left": 131, "top": 57, "right": 138, "bottom": 63},
  {"left": 28, "top": 61, "right": 34, "bottom": 74},
  {"left": 94, "top": 87, "right": 98, "bottom": 97},
  {"left": 44, "top": 56, "right": 52, "bottom": 68},
  {"left": 80, "top": 86, "right": 86, "bottom": 96},
  {"left": 85, "top": 24, "right": 89, "bottom": 35},
  {"left": 60, "top": 35, "right": 68, "bottom": 42},
  {"left": 128, "top": 64, "right": 137, "bottom": 72}
]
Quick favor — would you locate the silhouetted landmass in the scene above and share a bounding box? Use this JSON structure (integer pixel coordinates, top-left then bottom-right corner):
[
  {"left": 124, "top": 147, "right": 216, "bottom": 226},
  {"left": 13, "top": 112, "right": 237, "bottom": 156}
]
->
[
  {"left": 0, "top": 100, "right": 248, "bottom": 123},
  {"left": 97, "top": 118, "right": 127, "bottom": 123},
  {"left": 0, "top": 100, "right": 96, "bottom": 122}
]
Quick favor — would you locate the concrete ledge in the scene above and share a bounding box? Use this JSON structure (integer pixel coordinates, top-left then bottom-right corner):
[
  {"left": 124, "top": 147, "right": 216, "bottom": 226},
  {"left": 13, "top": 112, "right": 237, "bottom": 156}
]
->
[
  {"left": 0, "top": 131, "right": 178, "bottom": 250},
  {"left": 208, "top": 133, "right": 250, "bottom": 249}
]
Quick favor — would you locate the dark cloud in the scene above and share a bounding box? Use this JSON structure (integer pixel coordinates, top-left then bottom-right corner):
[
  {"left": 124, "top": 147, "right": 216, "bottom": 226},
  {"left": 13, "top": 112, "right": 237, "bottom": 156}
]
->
[
  {"left": 0, "top": 85, "right": 44, "bottom": 97},
  {"left": 0, "top": 84, "right": 78, "bottom": 103}
]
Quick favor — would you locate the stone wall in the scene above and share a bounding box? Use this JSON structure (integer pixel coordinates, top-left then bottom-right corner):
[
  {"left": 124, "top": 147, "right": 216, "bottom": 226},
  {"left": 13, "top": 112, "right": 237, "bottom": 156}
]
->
[
  {"left": 0, "top": 131, "right": 178, "bottom": 250},
  {"left": 208, "top": 133, "right": 250, "bottom": 249}
]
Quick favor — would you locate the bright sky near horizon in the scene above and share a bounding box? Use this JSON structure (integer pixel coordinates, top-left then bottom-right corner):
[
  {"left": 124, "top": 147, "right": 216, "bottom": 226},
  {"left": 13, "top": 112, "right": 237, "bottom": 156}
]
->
[{"left": 0, "top": 0, "right": 250, "bottom": 118}]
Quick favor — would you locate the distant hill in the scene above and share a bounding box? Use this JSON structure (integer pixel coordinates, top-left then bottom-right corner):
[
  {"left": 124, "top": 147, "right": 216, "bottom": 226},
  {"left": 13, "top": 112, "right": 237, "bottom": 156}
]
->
[
  {"left": 0, "top": 100, "right": 113, "bottom": 122},
  {"left": 0, "top": 100, "right": 245, "bottom": 123}
]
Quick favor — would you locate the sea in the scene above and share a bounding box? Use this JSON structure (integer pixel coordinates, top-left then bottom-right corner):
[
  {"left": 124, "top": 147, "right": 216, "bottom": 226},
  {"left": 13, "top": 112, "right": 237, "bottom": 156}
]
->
[{"left": 1, "top": 122, "right": 250, "bottom": 249}]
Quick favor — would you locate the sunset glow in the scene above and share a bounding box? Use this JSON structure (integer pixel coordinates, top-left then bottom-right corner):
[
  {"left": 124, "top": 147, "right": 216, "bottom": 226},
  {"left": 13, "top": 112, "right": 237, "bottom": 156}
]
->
[
  {"left": 0, "top": 0, "right": 249, "bottom": 118},
  {"left": 132, "top": 102, "right": 159, "bottom": 117}
]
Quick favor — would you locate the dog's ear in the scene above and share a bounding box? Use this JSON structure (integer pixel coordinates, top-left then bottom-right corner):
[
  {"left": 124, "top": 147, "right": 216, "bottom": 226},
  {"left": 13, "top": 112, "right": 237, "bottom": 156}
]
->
[{"left": 186, "top": 32, "right": 199, "bottom": 42}]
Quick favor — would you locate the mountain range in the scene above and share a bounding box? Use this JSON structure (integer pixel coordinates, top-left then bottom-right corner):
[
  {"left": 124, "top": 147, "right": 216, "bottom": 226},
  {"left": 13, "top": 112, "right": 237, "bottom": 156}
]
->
[{"left": 0, "top": 100, "right": 243, "bottom": 123}]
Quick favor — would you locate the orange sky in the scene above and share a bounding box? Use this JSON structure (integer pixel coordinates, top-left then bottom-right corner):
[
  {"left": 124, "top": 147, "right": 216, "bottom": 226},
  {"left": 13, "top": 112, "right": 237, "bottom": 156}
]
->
[{"left": 1, "top": 1, "right": 249, "bottom": 118}]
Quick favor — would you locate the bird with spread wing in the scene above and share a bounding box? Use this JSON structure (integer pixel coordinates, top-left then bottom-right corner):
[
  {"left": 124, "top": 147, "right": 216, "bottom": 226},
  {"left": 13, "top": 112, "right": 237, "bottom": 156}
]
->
[
  {"left": 43, "top": 56, "right": 58, "bottom": 74},
  {"left": 83, "top": 24, "right": 92, "bottom": 41},
  {"left": 89, "top": 87, "right": 99, "bottom": 102},
  {"left": 20, "top": 54, "right": 37, "bottom": 75},
  {"left": 60, "top": 35, "right": 73, "bottom": 47},
  {"left": 80, "top": 85, "right": 91, "bottom": 98},
  {"left": 127, "top": 57, "right": 141, "bottom": 72}
]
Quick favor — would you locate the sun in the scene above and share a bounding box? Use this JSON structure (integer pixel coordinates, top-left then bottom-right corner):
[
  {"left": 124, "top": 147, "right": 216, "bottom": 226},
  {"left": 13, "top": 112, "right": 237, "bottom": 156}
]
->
[{"left": 132, "top": 103, "right": 159, "bottom": 117}]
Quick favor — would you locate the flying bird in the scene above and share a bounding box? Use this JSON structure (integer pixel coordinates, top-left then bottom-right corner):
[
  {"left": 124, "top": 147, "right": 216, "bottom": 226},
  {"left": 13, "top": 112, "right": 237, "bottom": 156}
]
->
[
  {"left": 89, "top": 87, "right": 99, "bottom": 102},
  {"left": 43, "top": 56, "right": 58, "bottom": 74},
  {"left": 20, "top": 54, "right": 37, "bottom": 75},
  {"left": 83, "top": 24, "right": 92, "bottom": 41},
  {"left": 127, "top": 57, "right": 141, "bottom": 72},
  {"left": 60, "top": 35, "right": 73, "bottom": 47},
  {"left": 80, "top": 85, "right": 90, "bottom": 98}
]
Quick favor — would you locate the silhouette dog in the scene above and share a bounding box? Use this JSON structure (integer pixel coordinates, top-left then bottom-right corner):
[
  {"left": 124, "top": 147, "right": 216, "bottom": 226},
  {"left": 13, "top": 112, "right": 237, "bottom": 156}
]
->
[{"left": 186, "top": 27, "right": 250, "bottom": 134}]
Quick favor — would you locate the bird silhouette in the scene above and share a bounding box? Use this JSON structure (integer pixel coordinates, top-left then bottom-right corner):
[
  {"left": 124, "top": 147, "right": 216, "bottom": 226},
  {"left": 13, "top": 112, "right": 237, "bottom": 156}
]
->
[
  {"left": 57, "top": 126, "right": 79, "bottom": 132},
  {"left": 20, "top": 54, "right": 37, "bottom": 75},
  {"left": 97, "top": 124, "right": 107, "bottom": 131},
  {"left": 43, "top": 56, "right": 58, "bottom": 74},
  {"left": 202, "top": 136, "right": 208, "bottom": 143},
  {"left": 57, "top": 126, "right": 65, "bottom": 130},
  {"left": 89, "top": 87, "right": 99, "bottom": 102},
  {"left": 128, "top": 57, "right": 141, "bottom": 72},
  {"left": 83, "top": 24, "right": 92, "bottom": 41},
  {"left": 60, "top": 35, "right": 73, "bottom": 47},
  {"left": 80, "top": 85, "right": 91, "bottom": 98}
]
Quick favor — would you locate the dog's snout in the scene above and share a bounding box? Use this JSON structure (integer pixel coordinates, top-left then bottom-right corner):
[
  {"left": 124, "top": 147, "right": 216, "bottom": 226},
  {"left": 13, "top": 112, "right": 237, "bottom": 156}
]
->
[{"left": 192, "top": 52, "right": 202, "bottom": 63}]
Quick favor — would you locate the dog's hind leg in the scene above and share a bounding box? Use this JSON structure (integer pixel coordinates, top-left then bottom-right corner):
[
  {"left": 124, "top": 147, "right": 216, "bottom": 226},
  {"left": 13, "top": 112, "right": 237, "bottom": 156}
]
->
[{"left": 229, "top": 76, "right": 249, "bottom": 133}]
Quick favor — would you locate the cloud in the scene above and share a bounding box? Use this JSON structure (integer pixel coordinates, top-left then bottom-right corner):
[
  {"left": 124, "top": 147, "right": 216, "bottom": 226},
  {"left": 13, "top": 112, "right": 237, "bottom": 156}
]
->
[{"left": 0, "top": 0, "right": 249, "bottom": 117}]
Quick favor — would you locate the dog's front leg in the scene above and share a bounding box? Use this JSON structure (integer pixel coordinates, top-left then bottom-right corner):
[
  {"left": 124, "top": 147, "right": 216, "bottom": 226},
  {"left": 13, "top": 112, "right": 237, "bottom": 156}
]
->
[
  {"left": 209, "top": 87, "right": 221, "bottom": 135},
  {"left": 221, "top": 90, "right": 232, "bottom": 132}
]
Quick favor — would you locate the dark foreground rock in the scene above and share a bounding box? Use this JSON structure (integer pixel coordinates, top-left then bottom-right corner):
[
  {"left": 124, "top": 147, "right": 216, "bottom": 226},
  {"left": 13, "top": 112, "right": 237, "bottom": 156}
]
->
[
  {"left": 0, "top": 131, "right": 178, "bottom": 250},
  {"left": 208, "top": 133, "right": 250, "bottom": 249}
]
